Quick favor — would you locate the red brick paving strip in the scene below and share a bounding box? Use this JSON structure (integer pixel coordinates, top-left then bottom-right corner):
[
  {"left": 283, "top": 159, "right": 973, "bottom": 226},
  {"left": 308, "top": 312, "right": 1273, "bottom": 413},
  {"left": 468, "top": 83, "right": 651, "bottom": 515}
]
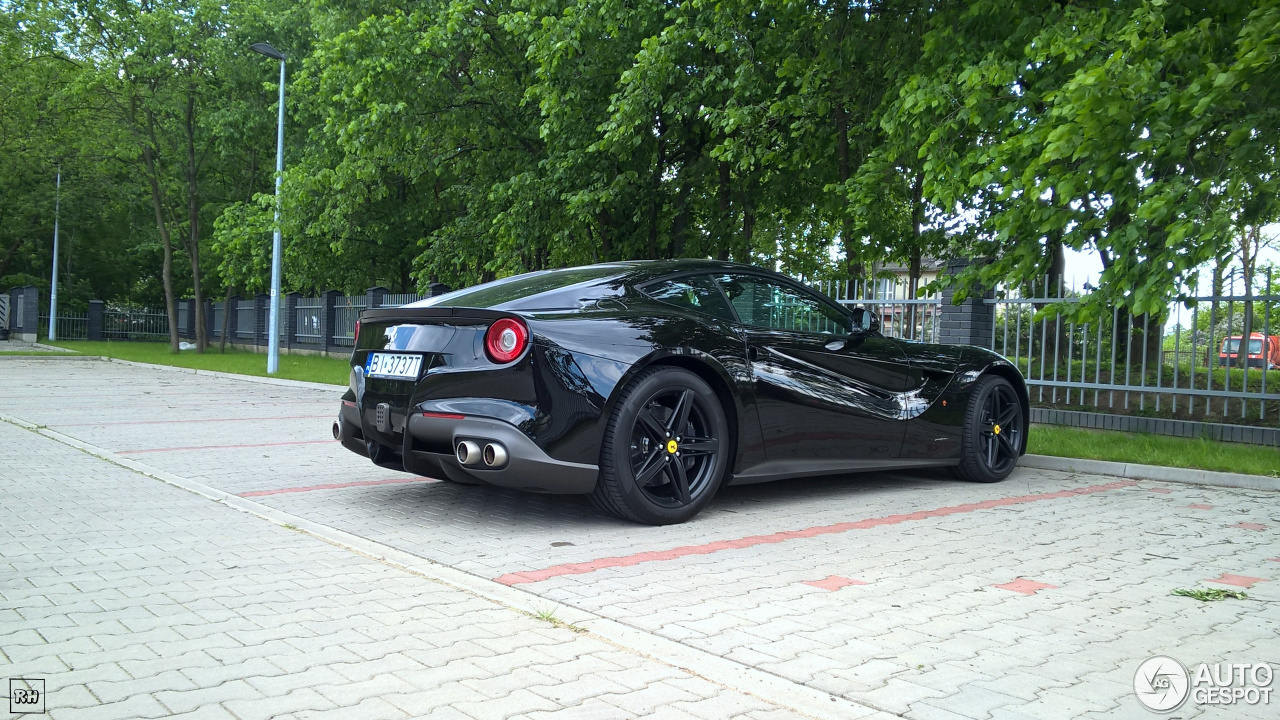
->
[
  {"left": 240, "top": 477, "right": 437, "bottom": 497},
  {"left": 1188, "top": 503, "right": 1214, "bottom": 510},
  {"left": 802, "top": 576, "right": 868, "bottom": 591},
  {"left": 1205, "top": 574, "right": 1268, "bottom": 589},
  {"left": 1232, "top": 522, "right": 1267, "bottom": 531},
  {"left": 495, "top": 480, "right": 1138, "bottom": 586},
  {"left": 993, "top": 579, "right": 1058, "bottom": 595},
  {"left": 119, "top": 439, "right": 336, "bottom": 454}
]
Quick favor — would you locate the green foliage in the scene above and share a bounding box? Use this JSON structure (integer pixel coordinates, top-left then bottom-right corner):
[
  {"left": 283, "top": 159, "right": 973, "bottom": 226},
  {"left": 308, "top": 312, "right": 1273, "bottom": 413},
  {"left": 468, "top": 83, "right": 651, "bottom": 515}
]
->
[{"left": 3, "top": 0, "right": 1278, "bottom": 320}]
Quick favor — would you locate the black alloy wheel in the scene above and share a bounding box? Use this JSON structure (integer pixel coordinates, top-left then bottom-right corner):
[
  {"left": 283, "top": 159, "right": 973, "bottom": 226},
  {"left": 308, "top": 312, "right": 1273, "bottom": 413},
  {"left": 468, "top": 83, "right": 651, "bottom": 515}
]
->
[
  {"left": 954, "top": 375, "right": 1024, "bottom": 483},
  {"left": 591, "top": 367, "right": 730, "bottom": 524}
]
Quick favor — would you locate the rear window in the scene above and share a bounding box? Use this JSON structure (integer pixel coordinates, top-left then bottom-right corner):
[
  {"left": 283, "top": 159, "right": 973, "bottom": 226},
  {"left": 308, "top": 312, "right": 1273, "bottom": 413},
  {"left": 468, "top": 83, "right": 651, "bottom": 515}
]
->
[{"left": 408, "top": 266, "right": 627, "bottom": 309}]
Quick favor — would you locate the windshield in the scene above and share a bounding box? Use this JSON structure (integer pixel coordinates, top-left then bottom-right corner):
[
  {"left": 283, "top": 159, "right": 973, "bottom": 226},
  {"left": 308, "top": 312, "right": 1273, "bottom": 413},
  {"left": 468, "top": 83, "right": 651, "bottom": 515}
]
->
[
  {"left": 408, "top": 265, "right": 628, "bottom": 309},
  {"left": 1221, "top": 339, "right": 1263, "bottom": 354}
]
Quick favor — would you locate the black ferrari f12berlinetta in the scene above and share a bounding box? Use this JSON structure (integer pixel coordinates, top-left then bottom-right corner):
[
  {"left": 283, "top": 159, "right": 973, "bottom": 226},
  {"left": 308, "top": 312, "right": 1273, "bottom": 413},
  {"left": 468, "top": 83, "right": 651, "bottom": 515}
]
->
[{"left": 335, "top": 260, "right": 1028, "bottom": 524}]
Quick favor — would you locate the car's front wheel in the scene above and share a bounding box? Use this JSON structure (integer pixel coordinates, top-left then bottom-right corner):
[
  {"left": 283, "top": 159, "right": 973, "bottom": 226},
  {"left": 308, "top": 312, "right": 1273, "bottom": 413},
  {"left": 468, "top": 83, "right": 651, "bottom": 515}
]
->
[
  {"left": 591, "top": 367, "right": 730, "bottom": 525},
  {"left": 954, "top": 375, "right": 1024, "bottom": 483}
]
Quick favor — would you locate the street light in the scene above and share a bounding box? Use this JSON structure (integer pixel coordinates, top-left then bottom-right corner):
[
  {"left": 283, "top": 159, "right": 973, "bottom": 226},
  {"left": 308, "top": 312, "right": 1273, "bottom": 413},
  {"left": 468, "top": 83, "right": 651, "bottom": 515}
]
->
[
  {"left": 48, "top": 166, "right": 62, "bottom": 341},
  {"left": 250, "top": 42, "right": 286, "bottom": 374}
]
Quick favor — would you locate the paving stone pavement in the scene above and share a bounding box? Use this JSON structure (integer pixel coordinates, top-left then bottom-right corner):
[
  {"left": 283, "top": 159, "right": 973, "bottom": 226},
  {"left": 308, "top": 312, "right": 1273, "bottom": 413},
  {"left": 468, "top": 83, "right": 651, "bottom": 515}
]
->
[
  {"left": 0, "top": 411, "right": 818, "bottom": 720},
  {"left": 2, "top": 356, "right": 1278, "bottom": 719}
]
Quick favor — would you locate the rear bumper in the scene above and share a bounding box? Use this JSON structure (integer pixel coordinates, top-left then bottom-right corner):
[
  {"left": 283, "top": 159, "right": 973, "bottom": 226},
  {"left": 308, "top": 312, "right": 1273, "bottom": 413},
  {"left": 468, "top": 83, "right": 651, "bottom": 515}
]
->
[
  {"left": 338, "top": 402, "right": 597, "bottom": 493},
  {"left": 404, "top": 414, "right": 598, "bottom": 494}
]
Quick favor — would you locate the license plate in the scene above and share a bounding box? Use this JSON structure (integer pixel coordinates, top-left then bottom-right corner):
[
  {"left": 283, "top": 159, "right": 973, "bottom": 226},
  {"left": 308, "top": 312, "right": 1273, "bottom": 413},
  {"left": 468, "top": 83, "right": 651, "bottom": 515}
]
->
[{"left": 365, "top": 353, "right": 423, "bottom": 380}]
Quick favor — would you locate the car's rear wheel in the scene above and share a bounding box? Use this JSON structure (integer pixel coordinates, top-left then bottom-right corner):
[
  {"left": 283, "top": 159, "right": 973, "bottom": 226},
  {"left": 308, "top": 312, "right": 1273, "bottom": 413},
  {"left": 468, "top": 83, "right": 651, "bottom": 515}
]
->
[
  {"left": 591, "top": 367, "right": 730, "bottom": 525},
  {"left": 954, "top": 375, "right": 1024, "bottom": 483}
]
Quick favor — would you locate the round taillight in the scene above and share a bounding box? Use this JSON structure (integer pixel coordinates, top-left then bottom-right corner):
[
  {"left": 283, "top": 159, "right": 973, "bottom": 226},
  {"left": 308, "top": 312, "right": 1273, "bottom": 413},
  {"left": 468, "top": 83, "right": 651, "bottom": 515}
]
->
[{"left": 484, "top": 318, "right": 528, "bottom": 364}]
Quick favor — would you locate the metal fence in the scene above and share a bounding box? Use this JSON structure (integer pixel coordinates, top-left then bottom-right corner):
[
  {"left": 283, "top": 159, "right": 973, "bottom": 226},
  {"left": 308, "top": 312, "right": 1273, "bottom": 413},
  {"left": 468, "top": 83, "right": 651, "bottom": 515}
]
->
[
  {"left": 0, "top": 295, "right": 8, "bottom": 331},
  {"left": 988, "top": 268, "right": 1280, "bottom": 422},
  {"left": 296, "top": 297, "right": 322, "bottom": 343},
  {"left": 381, "top": 293, "right": 424, "bottom": 307},
  {"left": 103, "top": 307, "right": 169, "bottom": 340},
  {"left": 38, "top": 313, "right": 89, "bottom": 340},
  {"left": 332, "top": 297, "right": 366, "bottom": 347},
  {"left": 815, "top": 277, "right": 942, "bottom": 342},
  {"left": 235, "top": 300, "right": 256, "bottom": 340}
]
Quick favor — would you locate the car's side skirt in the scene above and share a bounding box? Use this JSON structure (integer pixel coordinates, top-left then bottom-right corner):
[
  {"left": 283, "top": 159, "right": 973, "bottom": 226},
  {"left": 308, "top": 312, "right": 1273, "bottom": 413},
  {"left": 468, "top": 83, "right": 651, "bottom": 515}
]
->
[{"left": 728, "top": 458, "right": 960, "bottom": 486}]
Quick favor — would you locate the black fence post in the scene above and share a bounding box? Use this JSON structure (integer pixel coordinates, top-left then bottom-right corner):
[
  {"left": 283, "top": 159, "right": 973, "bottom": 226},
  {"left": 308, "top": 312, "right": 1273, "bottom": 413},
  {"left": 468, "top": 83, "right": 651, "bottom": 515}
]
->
[
  {"left": 427, "top": 282, "right": 452, "bottom": 298},
  {"left": 284, "top": 292, "right": 301, "bottom": 350},
  {"left": 87, "top": 300, "right": 104, "bottom": 341},
  {"left": 938, "top": 259, "right": 995, "bottom": 348},
  {"left": 320, "top": 290, "right": 341, "bottom": 354}
]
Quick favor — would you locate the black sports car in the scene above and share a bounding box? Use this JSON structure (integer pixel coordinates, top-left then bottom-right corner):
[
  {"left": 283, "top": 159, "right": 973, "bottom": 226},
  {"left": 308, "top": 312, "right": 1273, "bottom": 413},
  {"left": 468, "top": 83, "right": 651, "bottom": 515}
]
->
[{"left": 336, "top": 260, "right": 1028, "bottom": 524}]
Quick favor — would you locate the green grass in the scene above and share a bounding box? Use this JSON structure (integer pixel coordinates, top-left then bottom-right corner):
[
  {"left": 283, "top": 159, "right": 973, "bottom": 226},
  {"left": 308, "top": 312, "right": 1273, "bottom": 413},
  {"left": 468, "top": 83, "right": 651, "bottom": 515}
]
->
[
  {"left": 44, "top": 340, "right": 350, "bottom": 386},
  {"left": 1029, "top": 424, "right": 1280, "bottom": 477}
]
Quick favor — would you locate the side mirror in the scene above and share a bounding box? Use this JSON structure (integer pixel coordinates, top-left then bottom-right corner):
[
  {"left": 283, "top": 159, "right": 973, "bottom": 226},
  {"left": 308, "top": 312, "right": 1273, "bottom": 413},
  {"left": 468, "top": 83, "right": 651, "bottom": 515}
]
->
[{"left": 851, "top": 306, "right": 880, "bottom": 334}]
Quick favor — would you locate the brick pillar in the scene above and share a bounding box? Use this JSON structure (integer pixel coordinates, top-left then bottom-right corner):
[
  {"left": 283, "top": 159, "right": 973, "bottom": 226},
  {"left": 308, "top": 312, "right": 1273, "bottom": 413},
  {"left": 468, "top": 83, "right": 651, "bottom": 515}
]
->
[
  {"left": 7, "top": 287, "right": 20, "bottom": 335},
  {"left": 284, "top": 292, "right": 301, "bottom": 350},
  {"left": 366, "top": 286, "right": 389, "bottom": 310},
  {"left": 253, "top": 294, "right": 269, "bottom": 348},
  {"left": 87, "top": 301, "right": 104, "bottom": 341},
  {"left": 938, "top": 259, "right": 995, "bottom": 348},
  {"left": 19, "top": 285, "right": 39, "bottom": 342},
  {"left": 320, "top": 290, "right": 341, "bottom": 353},
  {"left": 427, "top": 282, "right": 452, "bottom": 298}
]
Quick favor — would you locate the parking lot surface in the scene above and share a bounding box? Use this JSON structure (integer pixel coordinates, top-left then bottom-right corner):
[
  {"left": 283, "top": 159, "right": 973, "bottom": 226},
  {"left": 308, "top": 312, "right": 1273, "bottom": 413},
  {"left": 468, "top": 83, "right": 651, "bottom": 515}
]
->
[{"left": 2, "top": 356, "right": 1277, "bottom": 719}]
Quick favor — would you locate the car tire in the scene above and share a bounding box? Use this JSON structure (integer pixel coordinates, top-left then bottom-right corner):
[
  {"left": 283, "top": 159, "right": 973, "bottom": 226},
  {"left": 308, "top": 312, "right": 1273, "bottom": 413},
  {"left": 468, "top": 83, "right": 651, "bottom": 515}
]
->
[
  {"left": 953, "top": 375, "right": 1024, "bottom": 483},
  {"left": 590, "top": 367, "right": 731, "bottom": 525}
]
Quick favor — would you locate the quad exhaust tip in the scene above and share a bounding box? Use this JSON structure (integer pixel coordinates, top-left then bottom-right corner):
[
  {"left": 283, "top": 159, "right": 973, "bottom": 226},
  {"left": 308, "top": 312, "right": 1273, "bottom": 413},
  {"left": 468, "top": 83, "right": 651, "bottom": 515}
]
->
[
  {"left": 483, "top": 443, "right": 508, "bottom": 467},
  {"left": 456, "top": 440, "right": 482, "bottom": 466}
]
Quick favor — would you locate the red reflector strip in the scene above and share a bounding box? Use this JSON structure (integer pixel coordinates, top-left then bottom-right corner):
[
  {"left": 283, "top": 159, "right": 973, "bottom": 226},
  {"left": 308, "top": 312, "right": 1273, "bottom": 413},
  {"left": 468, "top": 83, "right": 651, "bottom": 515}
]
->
[
  {"left": 342, "top": 400, "right": 356, "bottom": 408},
  {"left": 422, "top": 412, "right": 465, "bottom": 419}
]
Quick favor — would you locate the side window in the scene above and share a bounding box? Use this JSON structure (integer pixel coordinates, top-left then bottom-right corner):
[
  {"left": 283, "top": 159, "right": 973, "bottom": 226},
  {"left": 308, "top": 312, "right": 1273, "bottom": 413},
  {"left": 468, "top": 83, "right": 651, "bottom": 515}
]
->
[
  {"left": 713, "top": 274, "right": 851, "bottom": 336},
  {"left": 641, "top": 274, "right": 736, "bottom": 322}
]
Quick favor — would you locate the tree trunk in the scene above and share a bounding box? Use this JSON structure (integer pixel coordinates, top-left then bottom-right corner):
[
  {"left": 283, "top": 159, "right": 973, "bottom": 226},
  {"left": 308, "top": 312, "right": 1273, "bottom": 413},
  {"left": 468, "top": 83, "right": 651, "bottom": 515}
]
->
[
  {"left": 141, "top": 142, "right": 180, "bottom": 354},
  {"left": 716, "top": 162, "right": 731, "bottom": 261},
  {"left": 647, "top": 117, "right": 666, "bottom": 260},
  {"left": 1237, "top": 226, "right": 1257, "bottom": 372},
  {"left": 184, "top": 93, "right": 207, "bottom": 353},
  {"left": 596, "top": 210, "right": 612, "bottom": 262},
  {"left": 906, "top": 172, "right": 924, "bottom": 339},
  {"left": 835, "top": 103, "right": 863, "bottom": 281},
  {"left": 219, "top": 284, "right": 233, "bottom": 353}
]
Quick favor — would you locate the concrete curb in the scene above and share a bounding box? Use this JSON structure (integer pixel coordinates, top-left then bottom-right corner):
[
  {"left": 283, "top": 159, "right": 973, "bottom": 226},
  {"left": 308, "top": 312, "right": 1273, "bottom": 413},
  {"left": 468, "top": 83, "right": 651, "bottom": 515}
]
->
[
  {"left": 0, "top": 353, "right": 347, "bottom": 391},
  {"left": 1022, "top": 454, "right": 1280, "bottom": 492},
  {"left": 0, "top": 411, "right": 893, "bottom": 720}
]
